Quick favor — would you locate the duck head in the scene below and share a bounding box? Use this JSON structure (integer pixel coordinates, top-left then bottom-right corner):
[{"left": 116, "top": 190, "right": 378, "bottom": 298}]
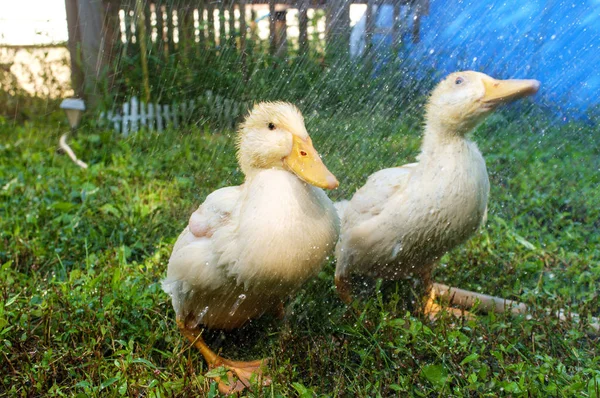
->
[
  {"left": 425, "top": 71, "right": 540, "bottom": 137},
  {"left": 237, "top": 102, "right": 339, "bottom": 190}
]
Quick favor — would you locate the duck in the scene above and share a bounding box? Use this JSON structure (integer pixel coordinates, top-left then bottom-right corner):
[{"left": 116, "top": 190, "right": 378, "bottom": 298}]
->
[
  {"left": 163, "top": 102, "right": 340, "bottom": 393},
  {"left": 335, "top": 71, "right": 540, "bottom": 316}
]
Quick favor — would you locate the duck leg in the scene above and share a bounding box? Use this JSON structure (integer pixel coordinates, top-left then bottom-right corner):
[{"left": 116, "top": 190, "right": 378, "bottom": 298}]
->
[
  {"left": 177, "top": 320, "right": 271, "bottom": 394},
  {"left": 335, "top": 274, "right": 353, "bottom": 304}
]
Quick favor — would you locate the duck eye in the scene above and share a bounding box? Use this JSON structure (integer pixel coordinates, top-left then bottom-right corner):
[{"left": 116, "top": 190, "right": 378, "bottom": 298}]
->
[
  {"left": 300, "top": 151, "right": 307, "bottom": 156},
  {"left": 268, "top": 123, "right": 276, "bottom": 130},
  {"left": 455, "top": 77, "right": 464, "bottom": 85}
]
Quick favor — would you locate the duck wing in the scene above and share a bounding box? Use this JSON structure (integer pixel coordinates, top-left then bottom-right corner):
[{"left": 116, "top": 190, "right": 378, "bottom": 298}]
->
[
  {"left": 335, "top": 163, "right": 416, "bottom": 277},
  {"left": 342, "top": 163, "right": 416, "bottom": 227},
  {"left": 163, "top": 186, "right": 241, "bottom": 321}
]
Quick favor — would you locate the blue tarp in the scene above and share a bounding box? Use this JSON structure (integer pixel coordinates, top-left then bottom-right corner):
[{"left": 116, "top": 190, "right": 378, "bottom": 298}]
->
[{"left": 350, "top": 1, "right": 600, "bottom": 116}]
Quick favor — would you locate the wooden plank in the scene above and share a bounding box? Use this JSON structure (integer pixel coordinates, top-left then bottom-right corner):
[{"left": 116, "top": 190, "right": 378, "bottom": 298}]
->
[
  {"left": 412, "top": 0, "right": 428, "bottom": 42},
  {"left": 131, "top": 96, "right": 139, "bottom": 133},
  {"left": 249, "top": 6, "right": 258, "bottom": 45},
  {"left": 269, "top": 1, "right": 276, "bottom": 55},
  {"left": 207, "top": 3, "right": 216, "bottom": 47},
  {"left": 166, "top": 3, "right": 174, "bottom": 53},
  {"left": 239, "top": 0, "right": 247, "bottom": 77},
  {"left": 325, "top": 0, "right": 351, "bottom": 57},
  {"left": 180, "top": 4, "right": 194, "bottom": 55},
  {"left": 135, "top": 0, "right": 151, "bottom": 102},
  {"left": 298, "top": 0, "right": 308, "bottom": 55},
  {"left": 364, "top": 0, "right": 375, "bottom": 59},
  {"left": 123, "top": 100, "right": 130, "bottom": 136},
  {"left": 274, "top": 10, "right": 287, "bottom": 57},
  {"left": 155, "top": 0, "right": 165, "bottom": 50},
  {"left": 219, "top": 1, "right": 227, "bottom": 47},
  {"left": 140, "top": 100, "right": 147, "bottom": 129},
  {"left": 412, "top": 2, "right": 421, "bottom": 43},
  {"left": 227, "top": 0, "right": 236, "bottom": 47},
  {"left": 172, "top": 103, "right": 179, "bottom": 128},
  {"left": 163, "top": 104, "right": 172, "bottom": 128},
  {"left": 155, "top": 102, "right": 163, "bottom": 132},
  {"left": 147, "top": 102, "right": 155, "bottom": 130},
  {"left": 198, "top": 0, "right": 206, "bottom": 49},
  {"left": 392, "top": 1, "right": 401, "bottom": 50}
]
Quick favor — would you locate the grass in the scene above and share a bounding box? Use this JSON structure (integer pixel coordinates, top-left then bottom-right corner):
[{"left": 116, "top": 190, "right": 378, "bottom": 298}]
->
[{"left": 0, "top": 106, "right": 599, "bottom": 397}]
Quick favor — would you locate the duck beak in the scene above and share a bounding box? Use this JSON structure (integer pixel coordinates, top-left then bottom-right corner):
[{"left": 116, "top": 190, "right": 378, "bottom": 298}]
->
[
  {"left": 284, "top": 136, "right": 339, "bottom": 190},
  {"left": 481, "top": 77, "right": 540, "bottom": 106}
]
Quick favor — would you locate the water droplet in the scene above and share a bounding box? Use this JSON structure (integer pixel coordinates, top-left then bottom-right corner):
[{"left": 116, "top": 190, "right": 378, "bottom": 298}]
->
[{"left": 229, "top": 294, "right": 247, "bottom": 316}]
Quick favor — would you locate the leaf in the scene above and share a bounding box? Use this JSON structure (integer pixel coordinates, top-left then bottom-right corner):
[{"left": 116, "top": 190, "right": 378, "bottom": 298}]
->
[
  {"left": 51, "top": 202, "right": 76, "bottom": 212},
  {"left": 5, "top": 293, "right": 20, "bottom": 307},
  {"left": 387, "top": 318, "right": 405, "bottom": 328},
  {"left": 292, "top": 382, "right": 315, "bottom": 398},
  {"left": 100, "top": 376, "right": 120, "bottom": 390},
  {"left": 460, "top": 353, "right": 479, "bottom": 366},
  {"left": 118, "top": 381, "right": 128, "bottom": 395},
  {"left": 588, "top": 375, "right": 600, "bottom": 398},
  {"left": 511, "top": 231, "right": 536, "bottom": 251},
  {"left": 207, "top": 381, "right": 218, "bottom": 398},
  {"left": 421, "top": 364, "right": 448, "bottom": 386},
  {"left": 100, "top": 203, "right": 121, "bottom": 217},
  {"left": 74, "top": 380, "right": 91, "bottom": 388},
  {"left": 205, "top": 366, "right": 228, "bottom": 379},
  {"left": 132, "top": 358, "right": 157, "bottom": 369}
]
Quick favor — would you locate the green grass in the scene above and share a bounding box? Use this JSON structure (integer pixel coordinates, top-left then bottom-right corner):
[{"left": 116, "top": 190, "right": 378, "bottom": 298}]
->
[{"left": 0, "top": 108, "right": 599, "bottom": 397}]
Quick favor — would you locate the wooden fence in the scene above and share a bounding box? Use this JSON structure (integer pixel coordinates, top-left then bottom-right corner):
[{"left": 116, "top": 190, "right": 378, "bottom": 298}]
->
[
  {"left": 100, "top": 91, "right": 251, "bottom": 135},
  {"left": 107, "top": 0, "right": 429, "bottom": 55},
  {"left": 66, "top": 0, "right": 429, "bottom": 104}
]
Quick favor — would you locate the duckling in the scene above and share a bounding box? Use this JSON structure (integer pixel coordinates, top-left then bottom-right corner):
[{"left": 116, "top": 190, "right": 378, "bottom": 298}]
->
[
  {"left": 335, "top": 71, "right": 539, "bottom": 316},
  {"left": 163, "top": 102, "right": 340, "bottom": 393}
]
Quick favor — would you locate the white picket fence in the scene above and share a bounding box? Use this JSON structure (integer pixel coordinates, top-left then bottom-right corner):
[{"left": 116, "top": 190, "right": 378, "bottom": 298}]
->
[{"left": 100, "top": 91, "right": 251, "bottom": 135}]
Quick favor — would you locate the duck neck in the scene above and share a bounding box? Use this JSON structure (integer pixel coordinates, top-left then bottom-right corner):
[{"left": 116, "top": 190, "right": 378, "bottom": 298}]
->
[{"left": 419, "top": 122, "right": 471, "bottom": 161}]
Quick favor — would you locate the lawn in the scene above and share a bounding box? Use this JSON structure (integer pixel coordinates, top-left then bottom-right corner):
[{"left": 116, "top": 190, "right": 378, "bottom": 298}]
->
[{"left": 0, "top": 107, "right": 599, "bottom": 397}]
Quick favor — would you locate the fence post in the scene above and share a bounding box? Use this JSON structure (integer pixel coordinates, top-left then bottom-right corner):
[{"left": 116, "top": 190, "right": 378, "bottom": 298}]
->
[
  {"left": 298, "top": 0, "right": 308, "bottom": 55},
  {"left": 269, "top": 1, "right": 276, "bottom": 55},
  {"left": 123, "top": 100, "right": 130, "bottom": 136},
  {"left": 167, "top": 4, "right": 174, "bottom": 54},
  {"left": 274, "top": 9, "right": 287, "bottom": 57},
  {"left": 131, "top": 97, "right": 139, "bottom": 133},
  {"left": 219, "top": 1, "right": 227, "bottom": 47},
  {"left": 326, "top": 0, "right": 351, "bottom": 58},
  {"left": 412, "top": 0, "right": 429, "bottom": 43},
  {"left": 147, "top": 102, "right": 155, "bottom": 130},
  {"left": 135, "top": 0, "right": 151, "bottom": 103},
  {"left": 172, "top": 103, "right": 179, "bottom": 128},
  {"left": 364, "top": 0, "right": 375, "bottom": 67},
  {"left": 207, "top": 3, "right": 216, "bottom": 47},
  {"left": 155, "top": 0, "right": 166, "bottom": 57},
  {"left": 198, "top": 0, "right": 206, "bottom": 50},
  {"left": 392, "top": 1, "right": 401, "bottom": 52},
  {"left": 156, "top": 103, "right": 164, "bottom": 132},
  {"left": 239, "top": 0, "right": 247, "bottom": 78},
  {"left": 140, "top": 100, "right": 148, "bottom": 129},
  {"left": 163, "top": 104, "right": 172, "bottom": 128}
]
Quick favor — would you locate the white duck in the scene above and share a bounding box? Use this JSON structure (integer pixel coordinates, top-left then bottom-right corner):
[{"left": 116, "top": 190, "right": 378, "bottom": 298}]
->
[
  {"left": 335, "top": 71, "right": 540, "bottom": 315},
  {"left": 163, "top": 102, "right": 340, "bottom": 393}
]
